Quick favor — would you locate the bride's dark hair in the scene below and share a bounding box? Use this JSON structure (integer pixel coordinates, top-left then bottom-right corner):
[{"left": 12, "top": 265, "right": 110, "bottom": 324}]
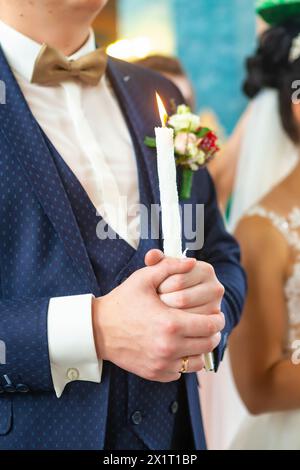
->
[{"left": 243, "top": 18, "right": 300, "bottom": 143}]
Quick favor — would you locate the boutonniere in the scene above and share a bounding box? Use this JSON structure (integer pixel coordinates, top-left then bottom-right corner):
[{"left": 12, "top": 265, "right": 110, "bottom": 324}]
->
[{"left": 145, "top": 104, "right": 220, "bottom": 199}]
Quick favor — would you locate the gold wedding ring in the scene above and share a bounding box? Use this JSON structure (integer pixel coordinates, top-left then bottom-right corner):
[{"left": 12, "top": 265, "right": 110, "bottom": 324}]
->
[{"left": 180, "top": 357, "right": 189, "bottom": 374}]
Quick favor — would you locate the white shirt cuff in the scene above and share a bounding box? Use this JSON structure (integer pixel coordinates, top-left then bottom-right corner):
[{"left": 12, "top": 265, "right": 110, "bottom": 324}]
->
[{"left": 48, "top": 294, "right": 102, "bottom": 398}]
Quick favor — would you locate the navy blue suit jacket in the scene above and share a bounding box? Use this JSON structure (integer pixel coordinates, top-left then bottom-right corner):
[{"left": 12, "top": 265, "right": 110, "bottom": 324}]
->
[{"left": 0, "top": 49, "right": 246, "bottom": 449}]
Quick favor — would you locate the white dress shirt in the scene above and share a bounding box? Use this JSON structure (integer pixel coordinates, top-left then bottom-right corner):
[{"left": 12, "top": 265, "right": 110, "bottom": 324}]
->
[{"left": 0, "top": 20, "right": 140, "bottom": 397}]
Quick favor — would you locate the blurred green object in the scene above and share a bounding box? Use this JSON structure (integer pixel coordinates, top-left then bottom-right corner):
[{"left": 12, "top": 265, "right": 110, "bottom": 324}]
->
[
  {"left": 256, "top": 0, "right": 300, "bottom": 25},
  {"left": 225, "top": 195, "right": 232, "bottom": 222}
]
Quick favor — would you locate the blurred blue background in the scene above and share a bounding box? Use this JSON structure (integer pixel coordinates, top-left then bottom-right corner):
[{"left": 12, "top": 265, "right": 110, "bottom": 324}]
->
[
  {"left": 116, "top": 0, "right": 256, "bottom": 134},
  {"left": 173, "top": 0, "right": 256, "bottom": 133}
]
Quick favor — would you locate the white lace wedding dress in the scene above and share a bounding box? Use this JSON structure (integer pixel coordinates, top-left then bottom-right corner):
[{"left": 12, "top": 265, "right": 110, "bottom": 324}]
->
[{"left": 231, "top": 205, "right": 300, "bottom": 450}]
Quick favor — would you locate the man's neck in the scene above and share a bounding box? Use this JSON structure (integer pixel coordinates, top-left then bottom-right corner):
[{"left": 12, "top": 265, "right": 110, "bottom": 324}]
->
[{"left": 0, "top": 3, "right": 98, "bottom": 55}]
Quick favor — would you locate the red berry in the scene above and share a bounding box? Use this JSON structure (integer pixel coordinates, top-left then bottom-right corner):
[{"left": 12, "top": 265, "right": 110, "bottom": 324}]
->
[{"left": 200, "top": 131, "right": 218, "bottom": 151}]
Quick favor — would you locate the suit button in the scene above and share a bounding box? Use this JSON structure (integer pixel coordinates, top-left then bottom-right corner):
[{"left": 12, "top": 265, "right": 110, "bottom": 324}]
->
[
  {"left": 131, "top": 410, "right": 143, "bottom": 425},
  {"left": 3, "top": 375, "right": 15, "bottom": 393},
  {"left": 170, "top": 401, "right": 179, "bottom": 414},
  {"left": 66, "top": 368, "right": 80, "bottom": 381},
  {"left": 3, "top": 384, "right": 15, "bottom": 393},
  {"left": 16, "top": 383, "right": 29, "bottom": 393}
]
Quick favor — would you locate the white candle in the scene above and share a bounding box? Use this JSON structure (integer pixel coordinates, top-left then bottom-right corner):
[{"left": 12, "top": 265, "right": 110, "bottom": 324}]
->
[
  {"left": 155, "top": 93, "right": 214, "bottom": 372},
  {"left": 155, "top": 125, "right": 182, "bottom": 258}
]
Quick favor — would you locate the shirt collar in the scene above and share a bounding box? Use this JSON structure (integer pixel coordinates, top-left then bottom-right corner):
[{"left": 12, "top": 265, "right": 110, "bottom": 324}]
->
[{"left": 0, "top": 20, "right": 96, "bottom": 82}]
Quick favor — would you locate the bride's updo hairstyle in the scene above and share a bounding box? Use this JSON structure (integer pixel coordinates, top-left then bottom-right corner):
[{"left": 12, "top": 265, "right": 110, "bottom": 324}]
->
[{"left": 244, "top": 18, "right": 300, "bottom": 143}]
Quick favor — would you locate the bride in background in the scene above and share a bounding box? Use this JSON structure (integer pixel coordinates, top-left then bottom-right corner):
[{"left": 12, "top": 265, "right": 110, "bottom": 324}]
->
[
  {"left": 201, "top": 2, "right": 300, "bottom": 450},
  {"left": 230, "top": 16, "right": 300, "bottom": 450},
  {"left": 209, "top": 21, "right": 298, "bottom": 223}
]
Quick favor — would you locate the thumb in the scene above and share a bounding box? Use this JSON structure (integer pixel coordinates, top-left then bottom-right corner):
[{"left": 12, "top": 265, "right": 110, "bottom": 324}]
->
[
  {"left": 147, "top": 256, "right": 196, "bottom": 289},
  {"left": 145, "top": 249, "right": 164, "bottom": 267}
]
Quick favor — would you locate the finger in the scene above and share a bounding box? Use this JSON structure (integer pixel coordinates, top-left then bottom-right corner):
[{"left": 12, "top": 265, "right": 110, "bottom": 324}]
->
[
  {"left": 158, "top": 263, "right": 203, "bottom": 294},
  {"left": 150, "top": 372, "right": 182, "bottom": 383},
  {"left": 167, "top": 355, "right": 205, "bottom": 374},
  {"left": 145, "top": 249, "right": 164, "bottom": 267},
  {"left": 176, "top": 333, "right": 222, "bottom": 357},
  {"left": 182, "top": 304, "right": 223, "bottom": 316},
  {"left": 177, "top": 312, "right": 225, "bottom": 338},
  {"left": 160, "top": 283, "right": 220, "bottom": 310},
  {"left": 147, "top": 256, "right": 196, "bottom": 289}
]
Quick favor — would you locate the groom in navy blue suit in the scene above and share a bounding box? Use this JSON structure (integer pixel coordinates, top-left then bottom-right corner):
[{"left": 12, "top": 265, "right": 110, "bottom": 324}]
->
[{"left": 0, "top": 0, "right": 246, "bottom": 450}]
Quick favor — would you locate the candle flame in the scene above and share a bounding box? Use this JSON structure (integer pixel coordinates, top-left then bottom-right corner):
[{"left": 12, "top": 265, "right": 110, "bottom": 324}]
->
[{"left": 156, "top": 92, "right": 168, "bottom": 127}]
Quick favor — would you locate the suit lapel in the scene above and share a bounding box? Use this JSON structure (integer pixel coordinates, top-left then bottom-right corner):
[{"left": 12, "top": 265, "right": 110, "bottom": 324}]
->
[{"left": 0, "top": 47, "right": 99, "bottom": 294}]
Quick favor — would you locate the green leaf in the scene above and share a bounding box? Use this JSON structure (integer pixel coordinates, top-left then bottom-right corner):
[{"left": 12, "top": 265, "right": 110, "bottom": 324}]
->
[
  {"left": 144, "top": 136, "right": 157, "bottom": 148},
  {"left": 180, "top": 167, "right": 194, "bottom": 200},
  {"left": 196, "top": 127, "right": 210, "bottom": 138}
]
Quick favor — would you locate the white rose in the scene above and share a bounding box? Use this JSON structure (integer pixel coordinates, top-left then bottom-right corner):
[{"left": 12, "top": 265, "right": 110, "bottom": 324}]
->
[{"left": 169, "top": 112, "right": 201, "bottom": 133}]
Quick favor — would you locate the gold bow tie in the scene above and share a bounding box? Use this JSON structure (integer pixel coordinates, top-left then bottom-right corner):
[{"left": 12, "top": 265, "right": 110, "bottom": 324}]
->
[{"left": 31, "top": 44, "right": 107, "bottom": 86}]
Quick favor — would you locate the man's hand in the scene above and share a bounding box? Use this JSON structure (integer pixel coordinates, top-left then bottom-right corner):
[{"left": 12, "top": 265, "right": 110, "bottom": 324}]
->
[
  {"left": 92, "top": 255, "right": 224, "bottom": 382},
  {"left": 145, "top": 249, "right": 225, "bottom": 330}
]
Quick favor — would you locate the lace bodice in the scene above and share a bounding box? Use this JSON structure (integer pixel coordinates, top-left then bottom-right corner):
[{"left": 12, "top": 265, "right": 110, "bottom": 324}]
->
[{"left": 247, "top": 206, "right": 300, "bottom": 351}]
